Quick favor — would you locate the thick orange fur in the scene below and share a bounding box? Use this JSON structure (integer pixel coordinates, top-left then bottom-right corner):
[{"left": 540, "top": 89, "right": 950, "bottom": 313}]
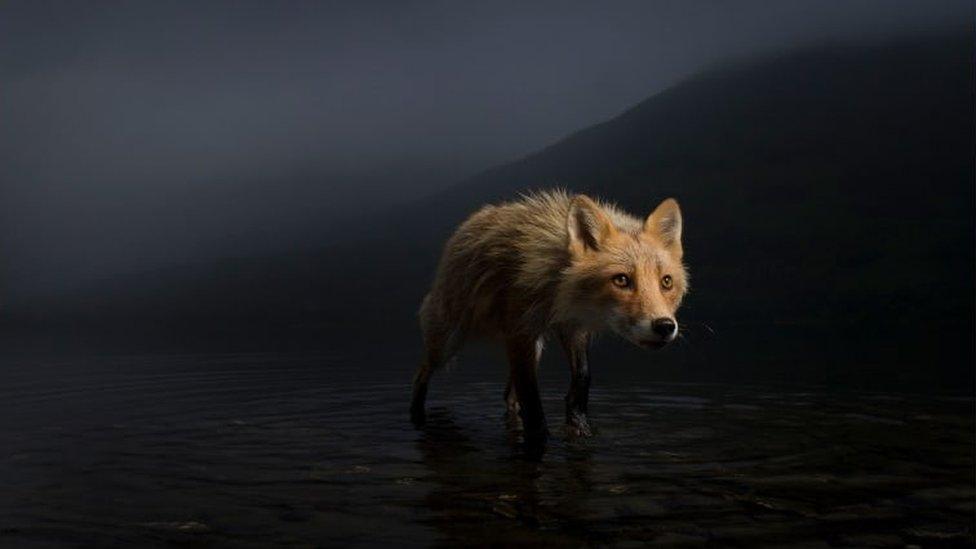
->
[{"left": 411, "top": 189, "right": 687, "bottom": 443}]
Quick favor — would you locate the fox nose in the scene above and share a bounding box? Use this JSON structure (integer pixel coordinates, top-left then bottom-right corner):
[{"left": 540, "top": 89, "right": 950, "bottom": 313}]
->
[{"left": 652, "top": 318, "right": 677, "bottom": 339}]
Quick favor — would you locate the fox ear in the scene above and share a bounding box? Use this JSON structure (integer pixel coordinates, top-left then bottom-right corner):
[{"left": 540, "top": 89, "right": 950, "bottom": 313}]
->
[
  {"left": 644, "top": 198, "right": 683, "bottom": 255},
  {"left": 567, "top": 195, "right": 615, "bottom": 253}
]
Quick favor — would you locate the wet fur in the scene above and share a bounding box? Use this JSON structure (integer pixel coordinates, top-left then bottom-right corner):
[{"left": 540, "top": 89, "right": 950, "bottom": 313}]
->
[{"left": 411, "top": 190, "right": 687, "bottom": 446}]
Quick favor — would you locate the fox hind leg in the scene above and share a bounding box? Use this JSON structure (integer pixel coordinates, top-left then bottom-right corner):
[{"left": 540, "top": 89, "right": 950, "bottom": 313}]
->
[
  {"left": 410, "top": 298, "right": 462, "bottom": 425},
  {"left": 503, "top": 377, "right": 522, "bottom": 432},
  {"left": 504, "top": 378, "right": 520, "bottom": 415},
  {"left": 506, "top": 334, "right": 548, "bottom": 450}
]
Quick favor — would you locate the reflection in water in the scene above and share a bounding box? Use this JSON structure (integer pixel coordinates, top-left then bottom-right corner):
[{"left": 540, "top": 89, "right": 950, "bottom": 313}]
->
[
  {"left": 416, "top": 407, "right": 557, "bottom": 543},
  {"left": 0, "top": 354, "right": 973, "bottom": 546}
]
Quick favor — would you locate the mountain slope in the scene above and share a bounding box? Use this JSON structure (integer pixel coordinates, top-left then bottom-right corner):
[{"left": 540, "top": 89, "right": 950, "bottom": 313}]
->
[
  {"left": 384, "top": 31, "right": 975, "bottom": 377},
  {"left": 6, "top": 31, "right": 973, "bottom": 390}
]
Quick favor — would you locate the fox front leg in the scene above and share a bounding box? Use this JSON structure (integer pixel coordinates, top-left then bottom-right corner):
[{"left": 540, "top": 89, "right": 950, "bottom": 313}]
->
[{"left": 559, "top": 328, "right": 593, "bottom": 437}]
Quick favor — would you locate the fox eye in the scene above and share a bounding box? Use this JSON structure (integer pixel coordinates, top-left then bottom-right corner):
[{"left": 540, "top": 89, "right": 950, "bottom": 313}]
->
[
  {"left": 661, "top": 274, "right": 673, "bottom": 290},
  {"left": 611, "top": 274, "right": 632, "bottom": 289}
]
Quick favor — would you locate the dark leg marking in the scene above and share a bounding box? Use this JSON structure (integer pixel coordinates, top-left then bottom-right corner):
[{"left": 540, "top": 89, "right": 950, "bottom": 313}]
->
[
  {"left": 506, "top": 335, "right": 548, "bottom": 449},
  {"left": 560, "top": 327, "right": 593, "bottom": 437}
]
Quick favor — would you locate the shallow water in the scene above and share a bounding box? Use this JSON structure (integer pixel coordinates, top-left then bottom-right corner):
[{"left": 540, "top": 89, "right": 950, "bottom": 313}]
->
[{"left": 1, "top": 354, "right": 973, "bottom": 547}]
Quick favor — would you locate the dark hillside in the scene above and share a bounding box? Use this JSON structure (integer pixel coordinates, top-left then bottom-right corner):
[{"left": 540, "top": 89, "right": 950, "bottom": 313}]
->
[{"left": 6, "top": 31, "right": 972, "bottom": 391}]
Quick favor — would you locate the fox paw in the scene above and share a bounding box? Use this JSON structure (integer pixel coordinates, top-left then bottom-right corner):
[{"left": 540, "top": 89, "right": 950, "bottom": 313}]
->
[{"left": 567, "top": 413, "right": 594, "bottom": 437}]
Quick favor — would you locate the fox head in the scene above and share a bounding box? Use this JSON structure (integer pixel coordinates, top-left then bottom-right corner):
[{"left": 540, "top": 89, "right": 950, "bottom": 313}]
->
[{"left": 559, "top": 195, "right": 688, "bottom": 349}]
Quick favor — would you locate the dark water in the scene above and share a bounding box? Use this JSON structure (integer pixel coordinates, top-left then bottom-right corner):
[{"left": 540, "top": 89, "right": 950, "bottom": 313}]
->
[{"left": 1, "top": 354, "right": 973, "bottom": 547}]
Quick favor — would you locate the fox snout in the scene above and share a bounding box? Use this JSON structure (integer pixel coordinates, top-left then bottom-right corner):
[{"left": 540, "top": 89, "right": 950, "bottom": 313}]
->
[{"left": 634, "top": 317, "right": 678, "bottom": 349}]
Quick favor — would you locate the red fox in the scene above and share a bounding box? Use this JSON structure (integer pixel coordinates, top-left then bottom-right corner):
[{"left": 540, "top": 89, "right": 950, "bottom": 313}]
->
[{"left": 410, "top": 190, "right": 687, "bottom": 445}]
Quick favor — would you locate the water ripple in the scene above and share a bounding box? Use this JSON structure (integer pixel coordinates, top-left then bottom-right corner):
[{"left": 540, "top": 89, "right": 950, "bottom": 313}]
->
[{"left": 0, "top": 354, "right": 972, "bottom": 546}]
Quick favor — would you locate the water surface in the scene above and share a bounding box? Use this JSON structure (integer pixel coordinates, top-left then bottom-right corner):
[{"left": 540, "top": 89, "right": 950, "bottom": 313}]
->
[{"left": 1, "top": 354, "right": 973, "bottom": 547}]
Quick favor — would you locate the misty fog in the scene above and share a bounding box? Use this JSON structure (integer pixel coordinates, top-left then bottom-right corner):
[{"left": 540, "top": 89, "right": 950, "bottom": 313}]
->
[{"left": 0, "top": 0, "right": 968, "bottom": 297}]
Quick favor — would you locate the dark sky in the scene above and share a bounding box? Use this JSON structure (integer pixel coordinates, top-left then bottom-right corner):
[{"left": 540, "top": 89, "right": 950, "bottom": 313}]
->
[{"left": 0, "top": 0, "right": 968, "bottom": 297}]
